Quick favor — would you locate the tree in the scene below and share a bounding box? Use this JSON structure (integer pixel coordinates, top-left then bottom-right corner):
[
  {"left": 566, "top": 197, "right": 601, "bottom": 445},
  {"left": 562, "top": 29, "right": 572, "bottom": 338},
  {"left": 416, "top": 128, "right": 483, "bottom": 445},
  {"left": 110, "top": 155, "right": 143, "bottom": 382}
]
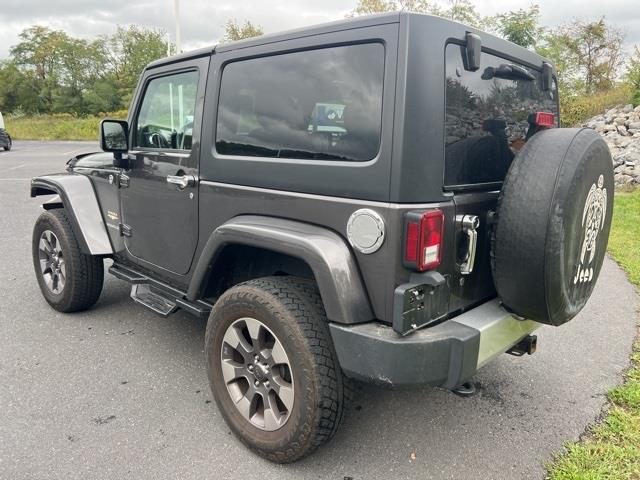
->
[
  {"left": 108, "top": 26, "right": 169, "bottom": 94},
  {"left": 1, "top": 25, "right": 169, "bottom": 115},
  {"left": 83, "top": 79, "right": 121, "bottom": 114},
  {"left": 10, "top": 26, "right": 71, "bottom": 111},
  {"left": 627, "top": 46, "right": 640, "bottom": 106},
  {"left": 400, "top": 0, "right": 442, "bottom": 15},
  {"left": 537, "top": 18, "right": 625, "bottom": 95},
  {"left": 536, "top": 31, "right": 580, "bottom": 96},
  {"left": 445, "top": 0, "right": 482, "bottom": 27},
  {"left": 558, "top": 18, "right": 624, "bottom": 94},
  {"left": 571, "top": 18, "right": 624, "bottom": 93},
  {"left": 348, "top": 0, "right": 482, "bottom": 27},
  {"left": 349, "top": 0, "right": 396, "bottom": 15},
  {"left": 10, "top": 26, "right": 62, "bottom": 82},
  {"left": 348, "top": 0, "right": 440, "bottom": 15},
  {"left": 50, "top": 37, "right": 107, "bottom": 113},
  {"left": 222, "top": 20, "right": 264, "bottom": 43},
  {"left": 495, "top": 5, "right": 541, "bottom": 49},
  {"left": 0, "top": 61, "right": 42, "bottom": 114}
]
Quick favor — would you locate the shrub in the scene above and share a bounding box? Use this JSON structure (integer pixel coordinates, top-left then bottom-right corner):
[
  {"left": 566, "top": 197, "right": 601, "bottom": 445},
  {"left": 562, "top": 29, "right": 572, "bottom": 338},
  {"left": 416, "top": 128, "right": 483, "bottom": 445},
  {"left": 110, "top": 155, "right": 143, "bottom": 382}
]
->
[
  {"left": 560, "top": 85, "right": 632, "bottom": 127},
  {"left": 6, "top": 112, "right": 129, "bottom": 141}
]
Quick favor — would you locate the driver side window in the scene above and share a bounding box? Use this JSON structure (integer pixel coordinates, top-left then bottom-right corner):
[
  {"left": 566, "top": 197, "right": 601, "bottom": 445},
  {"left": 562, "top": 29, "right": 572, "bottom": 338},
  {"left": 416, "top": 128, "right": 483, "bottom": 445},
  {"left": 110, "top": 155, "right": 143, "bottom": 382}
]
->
[{"left": 135, "top": 70, "right": 199, "bottom": 151}]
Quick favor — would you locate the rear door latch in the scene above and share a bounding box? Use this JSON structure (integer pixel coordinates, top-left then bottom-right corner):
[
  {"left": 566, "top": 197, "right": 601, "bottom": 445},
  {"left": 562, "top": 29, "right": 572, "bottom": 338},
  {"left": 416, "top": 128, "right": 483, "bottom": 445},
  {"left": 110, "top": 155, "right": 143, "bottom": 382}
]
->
[{"left": 456, "top": 214, "right": 480, "bottom": 275}]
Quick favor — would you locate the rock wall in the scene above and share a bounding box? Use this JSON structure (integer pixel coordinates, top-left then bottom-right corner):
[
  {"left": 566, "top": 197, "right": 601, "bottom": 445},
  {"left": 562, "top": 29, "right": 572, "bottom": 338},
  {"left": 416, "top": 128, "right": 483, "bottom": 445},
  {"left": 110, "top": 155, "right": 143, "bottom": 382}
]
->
[{"left": 583, "top": 104, "right": 640, "bottom": 187}]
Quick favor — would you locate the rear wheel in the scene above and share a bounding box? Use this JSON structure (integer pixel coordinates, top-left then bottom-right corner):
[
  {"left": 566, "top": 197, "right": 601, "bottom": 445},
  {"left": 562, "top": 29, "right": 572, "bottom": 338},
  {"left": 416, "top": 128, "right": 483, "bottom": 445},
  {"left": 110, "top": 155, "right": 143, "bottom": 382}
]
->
[
  {"left": 4, "top": 137, "right": 11, "bottom": 151},
  {"left": 205, "top": 276, "right": 347, "bottom": 463},
  {"left": 32, "top": 209, "right": 104, "bottom": 312}
]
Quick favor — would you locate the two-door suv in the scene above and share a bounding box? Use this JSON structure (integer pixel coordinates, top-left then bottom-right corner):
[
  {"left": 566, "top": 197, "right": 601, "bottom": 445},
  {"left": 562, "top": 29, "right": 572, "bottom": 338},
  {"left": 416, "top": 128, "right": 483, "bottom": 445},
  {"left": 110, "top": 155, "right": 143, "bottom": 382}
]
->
[{"left": 30, "top": 12, "right": 614, "bottom": 462}]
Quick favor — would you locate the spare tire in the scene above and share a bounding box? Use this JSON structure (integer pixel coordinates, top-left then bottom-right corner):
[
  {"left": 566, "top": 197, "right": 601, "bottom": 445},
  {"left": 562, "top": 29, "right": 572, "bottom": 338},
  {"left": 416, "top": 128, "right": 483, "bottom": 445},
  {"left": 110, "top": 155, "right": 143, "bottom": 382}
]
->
[{"left": 492, "top": 128, "right": 613, "bottom": 326}]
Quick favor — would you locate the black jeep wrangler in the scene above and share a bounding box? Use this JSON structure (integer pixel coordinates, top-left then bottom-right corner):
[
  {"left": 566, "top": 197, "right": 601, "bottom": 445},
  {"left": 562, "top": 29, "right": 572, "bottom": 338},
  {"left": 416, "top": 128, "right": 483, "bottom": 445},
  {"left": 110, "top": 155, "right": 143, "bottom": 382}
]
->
[{"left": 30, "top": 13, "right": 613, "bottom": 463}]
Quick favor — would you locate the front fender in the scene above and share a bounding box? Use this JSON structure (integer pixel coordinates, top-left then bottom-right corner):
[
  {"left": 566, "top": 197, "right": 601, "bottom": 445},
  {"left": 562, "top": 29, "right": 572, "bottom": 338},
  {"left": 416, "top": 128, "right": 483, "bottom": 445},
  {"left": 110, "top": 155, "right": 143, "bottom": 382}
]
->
[
  {"left": 187, "top": 215, "right": 374, "bottom": 324},
  {"left": 31, "top": 173, "right": 113, "bottom": 255}
]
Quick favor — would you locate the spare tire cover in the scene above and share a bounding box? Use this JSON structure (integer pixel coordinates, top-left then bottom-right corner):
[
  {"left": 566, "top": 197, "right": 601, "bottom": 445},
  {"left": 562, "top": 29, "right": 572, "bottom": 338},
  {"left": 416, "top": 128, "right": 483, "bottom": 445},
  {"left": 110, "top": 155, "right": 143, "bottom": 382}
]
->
[{"left": 492, "top": 128, "right": 614, "bottom": 326}]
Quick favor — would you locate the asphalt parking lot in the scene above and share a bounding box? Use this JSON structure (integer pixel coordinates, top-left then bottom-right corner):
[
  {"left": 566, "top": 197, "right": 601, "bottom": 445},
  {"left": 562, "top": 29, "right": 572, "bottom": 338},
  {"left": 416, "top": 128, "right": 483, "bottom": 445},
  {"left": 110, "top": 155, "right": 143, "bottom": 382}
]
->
[{"left": 1, "top": 140, "right": 638, "bottom": 480}]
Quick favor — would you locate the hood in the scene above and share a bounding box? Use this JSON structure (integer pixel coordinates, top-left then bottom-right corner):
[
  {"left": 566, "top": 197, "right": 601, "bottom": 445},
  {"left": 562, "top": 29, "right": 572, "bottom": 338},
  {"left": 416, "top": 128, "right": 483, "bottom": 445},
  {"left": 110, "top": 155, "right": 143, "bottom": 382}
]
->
[{"left": 67, "top": 151, "right": 115, "bottom": 170}]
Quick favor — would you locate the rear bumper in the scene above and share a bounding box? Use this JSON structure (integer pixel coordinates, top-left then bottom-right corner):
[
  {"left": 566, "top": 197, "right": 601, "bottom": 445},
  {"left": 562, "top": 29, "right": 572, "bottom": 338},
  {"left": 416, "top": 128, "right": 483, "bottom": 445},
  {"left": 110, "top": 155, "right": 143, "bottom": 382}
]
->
[{"left": 329, "top": 299, "right": 539, "bottom": 388}]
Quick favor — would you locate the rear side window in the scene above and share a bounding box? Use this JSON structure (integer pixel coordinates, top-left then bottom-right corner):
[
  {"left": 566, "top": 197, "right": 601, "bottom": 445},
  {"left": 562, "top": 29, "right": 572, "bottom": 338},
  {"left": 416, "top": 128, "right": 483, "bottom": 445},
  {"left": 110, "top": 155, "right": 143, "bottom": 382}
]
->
[
  {"left": 216, "top": 43, "right": 385, "bottom": 162},
  {"left": 444, "top": 44, "right": 559, "bottom": 188}
]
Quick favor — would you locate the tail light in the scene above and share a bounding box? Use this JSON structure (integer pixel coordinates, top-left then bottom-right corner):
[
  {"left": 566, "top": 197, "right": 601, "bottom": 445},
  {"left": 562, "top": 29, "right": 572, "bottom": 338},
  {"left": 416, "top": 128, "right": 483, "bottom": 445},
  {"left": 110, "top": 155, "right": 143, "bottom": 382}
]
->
[
  {"left": 528, "top": 112, "right": 555, "bottom": 128},
  {"left": 404, "top": 209, "right": 444, "bottom": 271}
]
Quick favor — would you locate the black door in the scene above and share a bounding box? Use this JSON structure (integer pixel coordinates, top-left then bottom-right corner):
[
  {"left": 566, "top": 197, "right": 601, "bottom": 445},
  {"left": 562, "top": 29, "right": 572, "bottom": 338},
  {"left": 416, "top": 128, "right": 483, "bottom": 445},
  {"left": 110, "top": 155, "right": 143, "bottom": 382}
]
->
[{"left": 121, "top": 59, "right": 208, "bottom": 275}]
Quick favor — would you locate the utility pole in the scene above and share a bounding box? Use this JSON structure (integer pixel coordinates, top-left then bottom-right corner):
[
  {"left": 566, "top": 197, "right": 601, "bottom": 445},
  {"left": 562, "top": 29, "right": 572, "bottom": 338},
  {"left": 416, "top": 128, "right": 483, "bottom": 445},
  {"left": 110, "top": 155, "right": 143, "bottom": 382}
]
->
[{"left": 174, "top": 0, "right": 182, "bottom": 54}]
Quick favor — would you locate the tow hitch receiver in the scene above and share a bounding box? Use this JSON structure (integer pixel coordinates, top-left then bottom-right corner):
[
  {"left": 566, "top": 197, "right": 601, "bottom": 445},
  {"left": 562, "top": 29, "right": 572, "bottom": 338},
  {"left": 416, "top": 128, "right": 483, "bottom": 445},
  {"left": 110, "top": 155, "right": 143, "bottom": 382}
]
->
[{"left": 507, "top": 335, "right": 538, "bottom": 357}]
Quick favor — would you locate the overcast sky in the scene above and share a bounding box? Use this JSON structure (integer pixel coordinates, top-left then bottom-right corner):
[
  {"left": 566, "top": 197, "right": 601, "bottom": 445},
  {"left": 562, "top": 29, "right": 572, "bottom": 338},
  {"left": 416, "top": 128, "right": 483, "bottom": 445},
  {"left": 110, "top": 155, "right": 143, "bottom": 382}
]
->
[{"left": 0, "top": 0, "right": 639, "bottom": 60}]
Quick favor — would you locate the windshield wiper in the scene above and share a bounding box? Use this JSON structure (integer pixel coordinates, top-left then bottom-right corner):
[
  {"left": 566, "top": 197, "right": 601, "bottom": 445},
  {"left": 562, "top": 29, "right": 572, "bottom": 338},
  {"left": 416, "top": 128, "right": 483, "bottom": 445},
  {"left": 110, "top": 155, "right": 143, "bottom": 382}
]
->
[{"left": 481, "top": 64, "right": 535, "bottom": 81}]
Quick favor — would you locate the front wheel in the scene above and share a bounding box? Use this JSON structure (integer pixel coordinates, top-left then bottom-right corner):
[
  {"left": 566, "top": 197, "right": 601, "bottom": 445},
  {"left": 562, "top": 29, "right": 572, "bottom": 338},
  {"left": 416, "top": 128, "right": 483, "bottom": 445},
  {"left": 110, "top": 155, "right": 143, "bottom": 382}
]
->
[
  {"left": 32, "top": 209, "right": 104, "bottom": 312},
  {"left": 4, "top": 137, "right": 11, "bottom": 151},
  {"left": 205, "top": 276, "right": 347, "bottom": 463}
]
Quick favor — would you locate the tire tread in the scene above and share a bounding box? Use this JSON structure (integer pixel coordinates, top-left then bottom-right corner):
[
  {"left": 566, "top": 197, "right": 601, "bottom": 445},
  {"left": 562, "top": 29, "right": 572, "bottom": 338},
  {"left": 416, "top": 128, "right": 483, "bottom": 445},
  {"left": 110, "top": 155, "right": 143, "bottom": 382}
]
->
[
  {"left": 33, "top": 209, "right": 103, "bottom": 312},
  {"left": 206, "top": 275, "right": 347, "bottom": 463}
]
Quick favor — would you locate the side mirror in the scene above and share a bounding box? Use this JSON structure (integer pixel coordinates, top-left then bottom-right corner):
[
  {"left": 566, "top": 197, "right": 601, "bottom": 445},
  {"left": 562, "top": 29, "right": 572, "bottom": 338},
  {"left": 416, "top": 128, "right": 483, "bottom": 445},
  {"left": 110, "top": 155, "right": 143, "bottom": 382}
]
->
[
  {"left": 100, "top": 119, "right": 129, "bottom": 153},
  {"left": 100, "top": 119, "right": 130, "bottom": 169}
]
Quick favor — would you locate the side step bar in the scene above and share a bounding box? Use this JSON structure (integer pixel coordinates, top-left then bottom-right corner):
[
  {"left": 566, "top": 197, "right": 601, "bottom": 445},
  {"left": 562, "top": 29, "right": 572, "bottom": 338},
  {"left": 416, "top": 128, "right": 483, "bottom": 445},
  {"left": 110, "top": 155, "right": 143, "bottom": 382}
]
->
[
  {"left": 109, "top": 263, "right": 213, "bottom": 319},
  {"left": 131, "top": 284, "right": 177, "bottom": 316}
]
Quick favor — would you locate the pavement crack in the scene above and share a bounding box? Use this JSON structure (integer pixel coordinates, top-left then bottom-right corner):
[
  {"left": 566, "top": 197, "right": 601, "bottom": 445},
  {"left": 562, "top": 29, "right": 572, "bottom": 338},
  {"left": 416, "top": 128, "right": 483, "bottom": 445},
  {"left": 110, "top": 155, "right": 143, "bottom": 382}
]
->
[{"left": 93, "top": 415, "right": 116, "bottom": 425}]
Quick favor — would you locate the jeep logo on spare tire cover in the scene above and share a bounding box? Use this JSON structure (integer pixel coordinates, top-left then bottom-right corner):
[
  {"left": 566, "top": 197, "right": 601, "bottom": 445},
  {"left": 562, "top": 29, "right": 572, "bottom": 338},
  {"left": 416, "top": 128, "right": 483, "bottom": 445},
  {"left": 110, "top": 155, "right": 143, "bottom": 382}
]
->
[
  {"left": 491, "top": 128, "right": 614, "bottom": 326},
  {"left": 574, "top": 174, "right": 607, "bottom": 285}
]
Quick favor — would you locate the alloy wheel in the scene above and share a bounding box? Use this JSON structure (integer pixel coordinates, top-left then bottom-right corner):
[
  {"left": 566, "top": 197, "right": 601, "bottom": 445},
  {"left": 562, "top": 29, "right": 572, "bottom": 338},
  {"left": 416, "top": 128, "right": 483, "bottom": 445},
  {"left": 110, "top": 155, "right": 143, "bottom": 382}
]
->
[
  {"left": 38, "top": 230, "right": 66, "bottom": 294},
  {"left": 220, "top": 317, "right": 294, "bottom": 431}
]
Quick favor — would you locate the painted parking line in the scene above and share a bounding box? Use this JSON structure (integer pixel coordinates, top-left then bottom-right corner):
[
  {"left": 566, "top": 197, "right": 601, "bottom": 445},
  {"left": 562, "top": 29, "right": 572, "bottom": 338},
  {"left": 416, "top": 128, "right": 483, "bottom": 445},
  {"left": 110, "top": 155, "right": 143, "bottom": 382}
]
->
[
  {"left": 61, "top": 147, "right": 96, "bottom": 156},
  {"left": 7, "top": 144, "right": 52, "bottom": 152}
]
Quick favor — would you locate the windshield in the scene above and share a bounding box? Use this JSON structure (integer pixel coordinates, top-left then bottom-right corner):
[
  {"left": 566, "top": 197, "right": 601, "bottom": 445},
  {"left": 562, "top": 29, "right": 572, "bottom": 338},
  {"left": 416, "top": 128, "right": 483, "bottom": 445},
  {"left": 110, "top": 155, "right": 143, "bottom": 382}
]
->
[{"left": 444, "top": 44, "right": 559, "bottom": 188}]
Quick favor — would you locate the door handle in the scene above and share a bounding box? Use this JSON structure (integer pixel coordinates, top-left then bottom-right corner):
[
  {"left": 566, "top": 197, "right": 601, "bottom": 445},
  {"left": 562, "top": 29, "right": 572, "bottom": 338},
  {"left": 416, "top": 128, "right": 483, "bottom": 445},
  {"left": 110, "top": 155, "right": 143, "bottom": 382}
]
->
[
  {"left": 456, "top": 214, "right": 480, "bottom": 275},
  {"left": 166, "top": 175, "right": 196, "bottom": 189}
]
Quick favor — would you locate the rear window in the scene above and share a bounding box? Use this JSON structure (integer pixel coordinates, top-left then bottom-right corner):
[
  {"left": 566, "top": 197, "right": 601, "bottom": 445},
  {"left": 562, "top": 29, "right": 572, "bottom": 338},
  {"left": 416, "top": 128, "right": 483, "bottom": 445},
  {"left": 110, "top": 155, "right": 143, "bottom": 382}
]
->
[
  {"left": 216, "top": 43, "right": 385, "bottom": 162},
  {"left": 444, "top": 44, "right": 559, "bottom": 188}
]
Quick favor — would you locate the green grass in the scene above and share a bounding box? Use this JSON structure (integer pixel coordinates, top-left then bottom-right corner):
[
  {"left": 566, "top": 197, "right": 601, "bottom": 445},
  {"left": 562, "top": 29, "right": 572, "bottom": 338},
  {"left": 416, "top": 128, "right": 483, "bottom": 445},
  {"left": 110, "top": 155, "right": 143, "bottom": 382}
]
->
[
  {"left": 6, "top": 111, "right": 127, "bottom": 141},
  {"left": 608, "top": 192, "right": 640, "bottom": 287},
  {"left": 548, "top": 189, "right": 640, "bottom": 480}
]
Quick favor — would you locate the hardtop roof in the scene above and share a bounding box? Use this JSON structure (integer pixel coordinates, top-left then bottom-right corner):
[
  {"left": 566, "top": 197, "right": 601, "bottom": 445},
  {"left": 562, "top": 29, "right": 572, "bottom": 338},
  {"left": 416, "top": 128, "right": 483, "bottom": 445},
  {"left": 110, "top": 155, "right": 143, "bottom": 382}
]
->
[
  {"left": 147, "top": 12, "right": 401, "bottom": 69},
  {"left": 146, "top": 11, "right": 551, "bottom": 74}
]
